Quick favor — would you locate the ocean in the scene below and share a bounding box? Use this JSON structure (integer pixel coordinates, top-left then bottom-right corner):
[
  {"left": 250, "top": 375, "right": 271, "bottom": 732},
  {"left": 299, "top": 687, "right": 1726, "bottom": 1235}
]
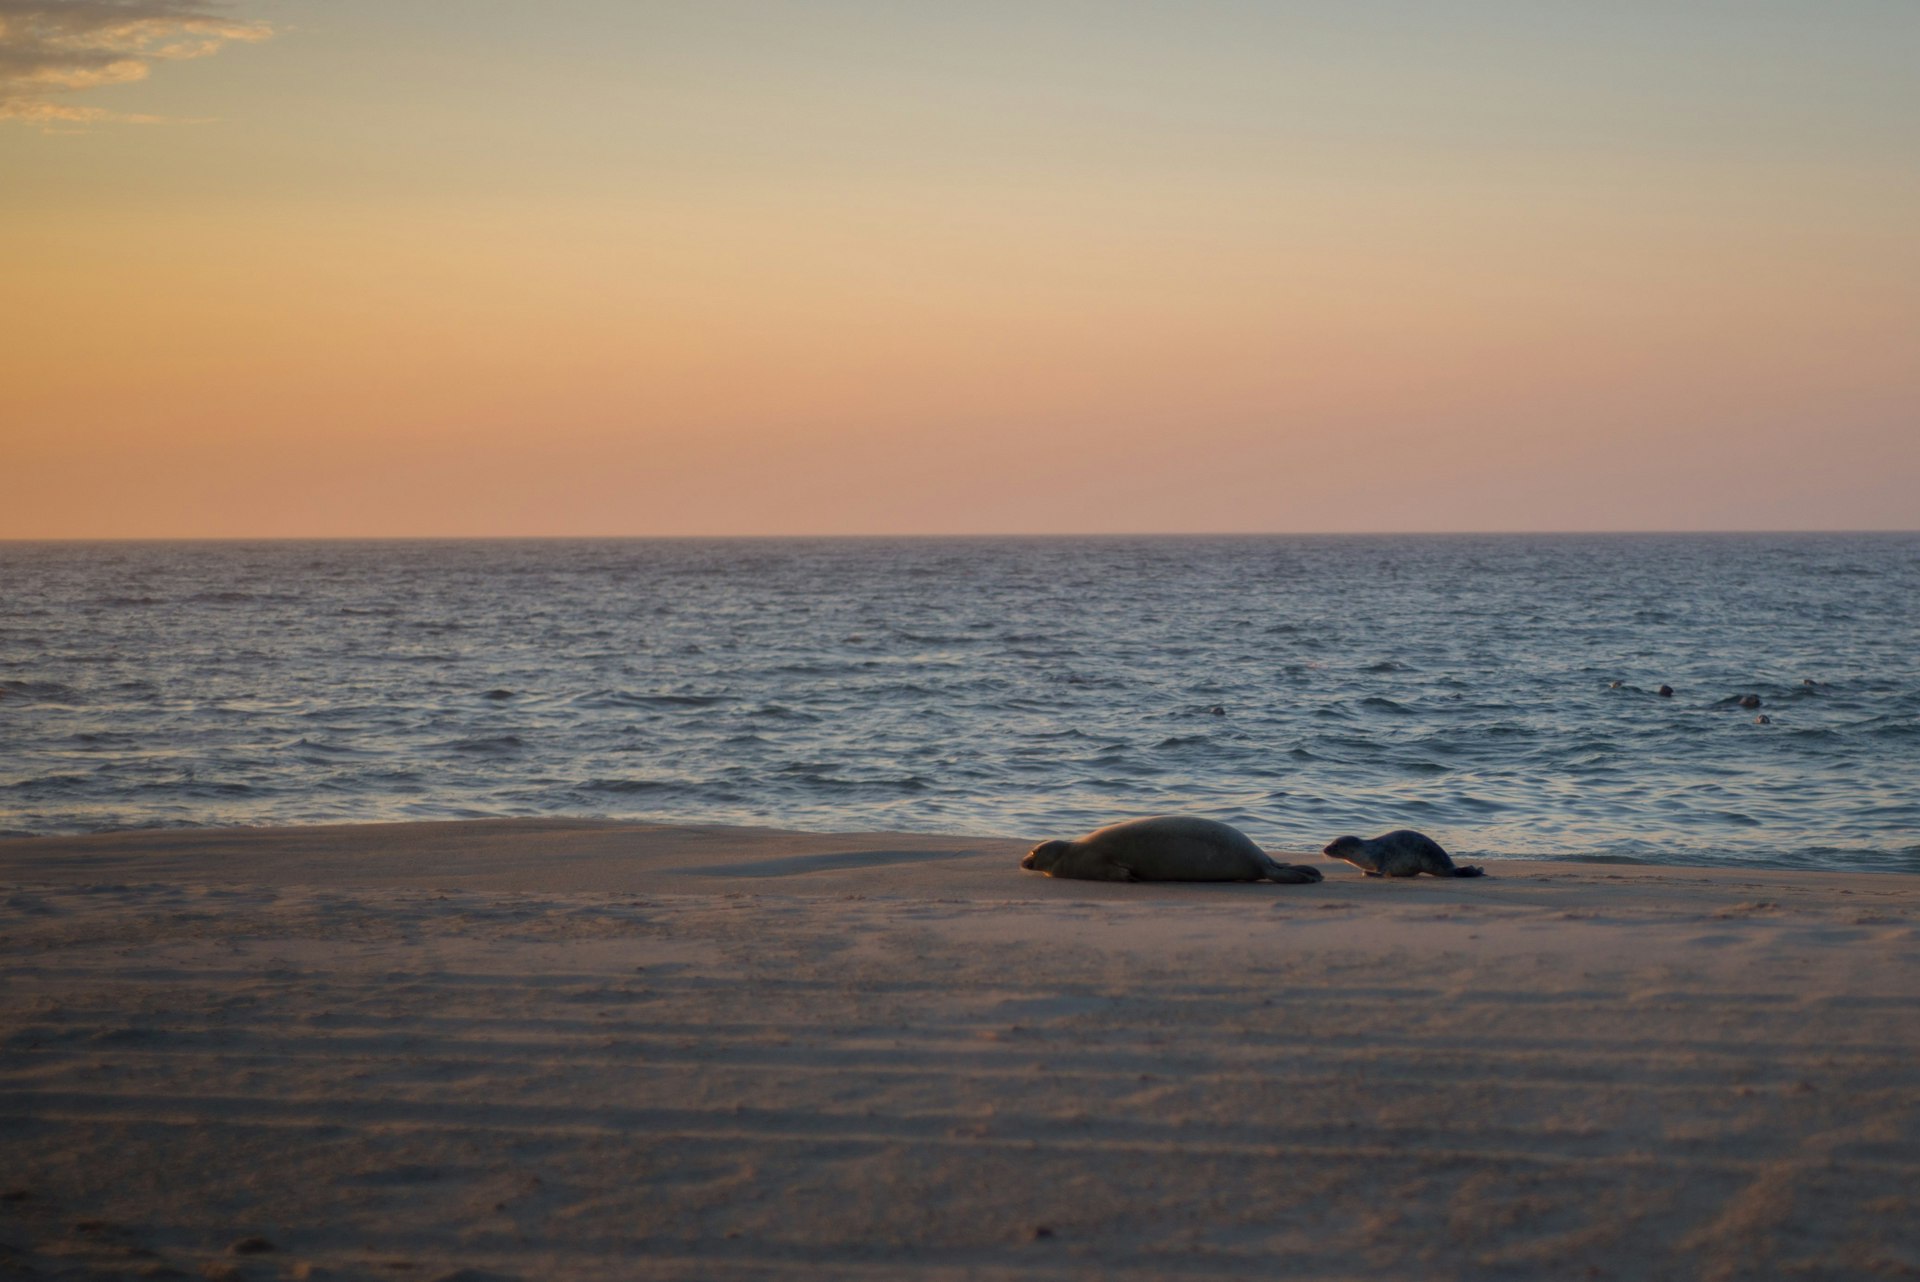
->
[{"left": 2, "top": 535, "right": 1915, "bottom": 870}]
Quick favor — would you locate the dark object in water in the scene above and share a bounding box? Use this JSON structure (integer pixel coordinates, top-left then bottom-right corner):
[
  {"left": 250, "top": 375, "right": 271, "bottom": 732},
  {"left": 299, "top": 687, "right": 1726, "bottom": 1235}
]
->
[
  {"left": 1738, "top": 693, "right": 1762, "bottom": 709},
  {"left": 1658, "top": 684, "right": 1674, "bottom": 697}
]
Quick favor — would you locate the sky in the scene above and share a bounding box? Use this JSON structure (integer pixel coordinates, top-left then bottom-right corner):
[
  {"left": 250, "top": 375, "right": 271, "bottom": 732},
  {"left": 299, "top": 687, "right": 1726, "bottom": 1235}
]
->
[{"left": 2, "top": 0, "right": 1916, "bottom": 537}]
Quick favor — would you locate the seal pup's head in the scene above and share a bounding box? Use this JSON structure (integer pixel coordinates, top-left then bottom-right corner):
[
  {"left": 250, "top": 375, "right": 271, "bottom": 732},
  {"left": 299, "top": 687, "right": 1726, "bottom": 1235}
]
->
[
  {"left": 1322, "top": 835, "right": 1368, "bottom": 865},
  {"left": 1022, "top": 840, "right": 1072, "bottom": 872}
]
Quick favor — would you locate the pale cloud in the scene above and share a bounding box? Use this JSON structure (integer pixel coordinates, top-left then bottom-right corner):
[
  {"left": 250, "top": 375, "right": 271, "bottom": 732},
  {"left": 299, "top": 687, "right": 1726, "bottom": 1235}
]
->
[{"left": 0, "top": 0, "right": 268, "bottom": 127}]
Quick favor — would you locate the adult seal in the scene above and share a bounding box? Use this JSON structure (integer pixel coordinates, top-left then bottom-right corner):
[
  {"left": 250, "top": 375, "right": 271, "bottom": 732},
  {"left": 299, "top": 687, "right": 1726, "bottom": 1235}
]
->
[
  {"left": 1021, "top": 816, "right": 1324, "bottom": 884},
  {"left": 1323, "top": 830, "right": 1484, "bottom": 878}
]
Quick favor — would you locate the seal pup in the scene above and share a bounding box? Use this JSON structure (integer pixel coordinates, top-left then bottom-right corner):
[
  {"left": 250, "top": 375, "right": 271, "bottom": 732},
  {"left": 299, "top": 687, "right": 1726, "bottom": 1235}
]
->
[
  {"left": 1021, "top": 816, "right": 1323, "bottom": 884},
  {"left": 1323, "top": 830, "right": 1484, "bottom": 878}
]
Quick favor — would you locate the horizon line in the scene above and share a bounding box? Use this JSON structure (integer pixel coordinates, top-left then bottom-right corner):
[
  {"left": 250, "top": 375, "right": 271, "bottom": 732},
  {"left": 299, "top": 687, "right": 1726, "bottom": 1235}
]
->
[{"left": 3, "top": 528, "right": 1916, "bottom": 544}]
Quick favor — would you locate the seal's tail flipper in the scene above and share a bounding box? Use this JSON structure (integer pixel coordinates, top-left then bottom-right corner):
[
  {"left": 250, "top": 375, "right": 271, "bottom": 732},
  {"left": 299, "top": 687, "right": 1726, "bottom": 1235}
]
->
[
  {"left": 1449, "top": 865, "right": 1485, "bottom": 878},
  {"left": 1263, "top": 858, "right": 1323, "bottom": 884}
]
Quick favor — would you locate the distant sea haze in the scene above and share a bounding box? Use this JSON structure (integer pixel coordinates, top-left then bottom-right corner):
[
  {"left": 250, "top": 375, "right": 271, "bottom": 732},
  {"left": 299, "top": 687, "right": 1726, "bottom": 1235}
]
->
[{"left": 2, "top": 535, "right": 1916, "bottom": 872}]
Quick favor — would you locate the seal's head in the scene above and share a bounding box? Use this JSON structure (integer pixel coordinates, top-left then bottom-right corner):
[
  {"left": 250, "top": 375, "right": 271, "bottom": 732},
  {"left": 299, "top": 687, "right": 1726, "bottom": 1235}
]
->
[
  {"left": 1022, "top": 839, "right": 1072, "bottom": 872},
  {"left": 1323, "top": 835, "right": 1368, "bottom": 865}
]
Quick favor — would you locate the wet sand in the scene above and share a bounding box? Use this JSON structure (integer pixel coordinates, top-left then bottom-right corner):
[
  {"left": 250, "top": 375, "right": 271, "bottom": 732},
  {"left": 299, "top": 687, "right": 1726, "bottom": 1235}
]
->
[{"left": 3, "top": 819, "right": 1918, "bottom": 1279}]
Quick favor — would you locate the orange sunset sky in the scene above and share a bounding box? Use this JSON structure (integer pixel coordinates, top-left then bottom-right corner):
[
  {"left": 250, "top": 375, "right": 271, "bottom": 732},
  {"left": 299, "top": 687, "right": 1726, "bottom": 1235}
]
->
[{"left": 3, "top": 1, "right": 1916, "bottom": 537}]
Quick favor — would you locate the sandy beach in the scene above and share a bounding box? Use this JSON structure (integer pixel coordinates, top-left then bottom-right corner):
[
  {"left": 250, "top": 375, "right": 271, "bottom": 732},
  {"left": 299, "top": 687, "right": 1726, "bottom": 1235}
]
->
[{"left": 3, "top": 819, "right": 1918, "bottom": 1280}]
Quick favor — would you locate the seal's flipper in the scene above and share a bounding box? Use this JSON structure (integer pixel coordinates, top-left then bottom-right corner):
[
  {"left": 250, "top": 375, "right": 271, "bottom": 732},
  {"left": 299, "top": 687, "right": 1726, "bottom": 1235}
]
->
[
  {"left": 1448, "top": 865, "right": 1485, "bottom": 878},
  {"left": 1257, "top": 856, "right": 1322, "bottom": 884}
]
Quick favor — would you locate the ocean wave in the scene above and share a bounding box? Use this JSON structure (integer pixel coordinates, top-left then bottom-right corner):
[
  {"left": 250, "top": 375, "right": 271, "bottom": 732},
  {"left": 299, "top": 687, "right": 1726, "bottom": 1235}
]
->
[
  {"left": 889, "top": 629, "right": 991, "bottom": 645},
  {"left": 1359, "top": 697, "right": 1414, "bottom": 714},
  {"left": 441, "top": 735, "right": 527, "bottom": 755},
  {"left": 748, "top": 704, "right": 819, "bottom": 721},
  {"left": 128, "top": 778, "right": 261, "bottom": 797},
  {"left": 577, "top": 690, "right": 732, "bottom": 709},
  {"left": 767, "top": 763, "right": 933, "bottom": 792},
  {"left": 0, "top": 680, "right": 86, "bottom": 705},
  {"left": 289, "top": 737, "right": 373, "bottom": 756},
  {"left": 3, "top": 773, "right": 92, "bottom": 792},
  {"left": 188, "top": 590, "right": 304, "bottom": 605},
  {"left": 771, "top": 661, "right": 863, "bottom": 676}
]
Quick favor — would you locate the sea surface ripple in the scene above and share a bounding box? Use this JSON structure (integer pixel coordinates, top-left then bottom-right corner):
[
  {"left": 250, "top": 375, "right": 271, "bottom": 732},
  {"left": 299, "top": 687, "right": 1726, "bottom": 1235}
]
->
[{"left": 2, "top": 535, "right": 1916, "bottom": 870}]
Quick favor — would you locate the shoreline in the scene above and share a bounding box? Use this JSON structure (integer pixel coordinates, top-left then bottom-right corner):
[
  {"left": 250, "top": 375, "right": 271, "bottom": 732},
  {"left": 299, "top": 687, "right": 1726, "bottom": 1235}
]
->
[
  {"left": 4, "top": 815, "right": 1913, "bottom": 894},
  {"left": 5, "top": 819, "right": 1919, "bottom": 1278}
]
